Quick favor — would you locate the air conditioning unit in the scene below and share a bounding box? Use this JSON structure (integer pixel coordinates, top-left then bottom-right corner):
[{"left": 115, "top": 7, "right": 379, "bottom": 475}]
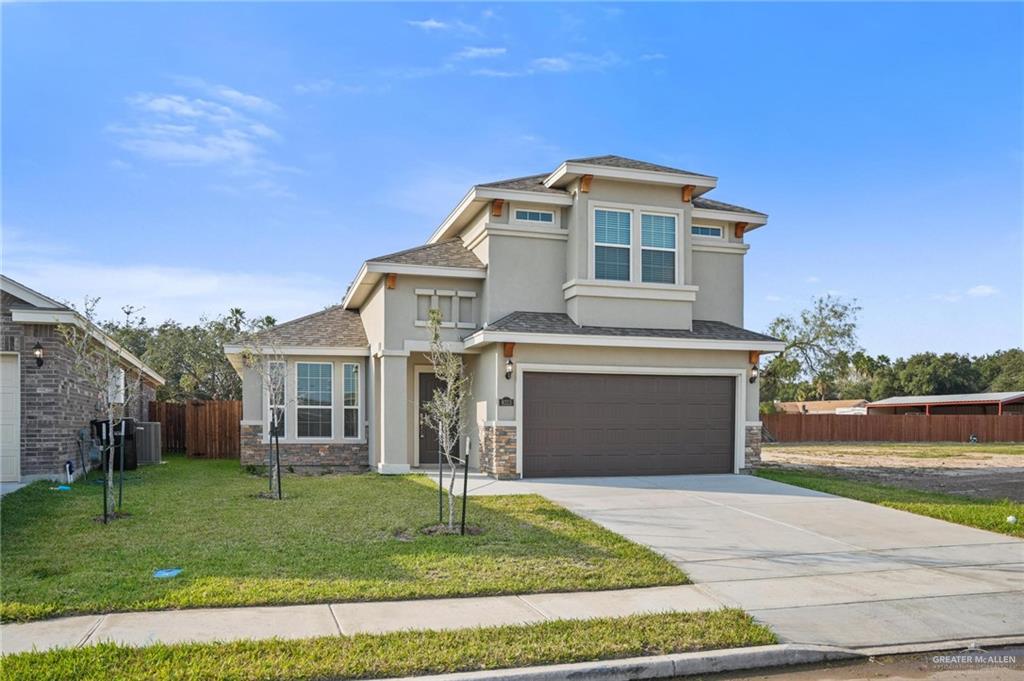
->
[{"left": 136, "top": 422, "right": 162, "bottom": 465}]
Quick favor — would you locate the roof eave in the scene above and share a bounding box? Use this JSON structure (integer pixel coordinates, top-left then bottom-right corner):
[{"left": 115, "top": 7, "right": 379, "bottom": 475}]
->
[
  {"left": 343, "top": 261, "right": 486, "bottom": 310},
  {"left": 426, "top": 186, "right": 573, "bottom": 245},
  {"left": 543, "top": 161, "right": 718, "bottom": 192},
  {"left": 692, "top": 206, "right": 769, "bottom": 229},
  {"left": 463, "top": 329, "right": 785, "bottom": 353}
]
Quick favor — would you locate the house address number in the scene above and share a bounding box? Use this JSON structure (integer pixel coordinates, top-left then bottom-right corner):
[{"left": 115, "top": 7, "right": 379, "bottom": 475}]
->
[{"left": 499, "top": 397, "right": 514, "bottom": 407}]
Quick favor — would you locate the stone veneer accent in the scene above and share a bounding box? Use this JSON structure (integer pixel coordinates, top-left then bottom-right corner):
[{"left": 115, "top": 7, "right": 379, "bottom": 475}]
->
[
  {"left": 743, "top": 424, "right": 762, "bottom": 470},
  {"left": 478, "top": 423, "right": 517, "bottom": 479},
  {"left": 240, "top": 423, "right": 368, "bottom": 474}
]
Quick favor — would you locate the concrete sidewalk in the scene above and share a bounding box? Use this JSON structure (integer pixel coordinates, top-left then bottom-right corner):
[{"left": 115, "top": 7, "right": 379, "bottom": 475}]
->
[{"left": 0, "top": 585, "right": 723, "bottom": 654}]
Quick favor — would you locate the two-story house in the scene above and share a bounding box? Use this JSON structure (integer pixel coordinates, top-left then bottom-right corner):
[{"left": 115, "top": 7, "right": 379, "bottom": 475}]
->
[{"left": 224, "top": 156, "right": 784, "bottom": 479}]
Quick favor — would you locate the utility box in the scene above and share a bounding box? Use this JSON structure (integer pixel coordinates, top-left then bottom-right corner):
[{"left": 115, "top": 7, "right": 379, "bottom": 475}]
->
[{"left": 136, "top": 422, "right": 162, "bottom": 465}]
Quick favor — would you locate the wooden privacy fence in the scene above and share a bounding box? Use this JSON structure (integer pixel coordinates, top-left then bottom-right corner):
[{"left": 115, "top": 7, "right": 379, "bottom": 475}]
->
[
  {"left": 763, "top": 413, "right": 1024, "bottom": 443},
  {"left": 149, "top": 400, "right": 241, "bottom": 458},
  {"left": 148, "top": 401, "right": 185, "bottom": 452}
]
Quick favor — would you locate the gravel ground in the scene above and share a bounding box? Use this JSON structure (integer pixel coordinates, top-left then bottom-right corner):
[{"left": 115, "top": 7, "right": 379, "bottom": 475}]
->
[{"left": 761, "top": 444, "right": 1024, "bottom": 502}]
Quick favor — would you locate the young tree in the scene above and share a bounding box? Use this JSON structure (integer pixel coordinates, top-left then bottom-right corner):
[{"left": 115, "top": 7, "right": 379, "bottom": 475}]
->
[
  {"left": 421, "top": 309, "right": 472, "bottom": 531},
  {"left": 58, "top": 297, "right": 143, "bottom": 522},
  {"left": 238, "top": 322, "right": 288, "bottom": 500}
]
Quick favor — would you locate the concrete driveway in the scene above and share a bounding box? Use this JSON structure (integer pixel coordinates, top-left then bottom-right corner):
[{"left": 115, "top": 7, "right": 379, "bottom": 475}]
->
[{"left": 469, "top": 474, "right": 1023, "bottom": 650}]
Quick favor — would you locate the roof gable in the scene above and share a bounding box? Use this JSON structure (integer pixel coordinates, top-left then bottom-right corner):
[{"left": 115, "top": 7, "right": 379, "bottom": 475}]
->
[
  {"left": 252, "top": 305, "right": 368, "bottom": 348},
  {"left": 368, "top": 239, "right": 484, "bottom": 269}
]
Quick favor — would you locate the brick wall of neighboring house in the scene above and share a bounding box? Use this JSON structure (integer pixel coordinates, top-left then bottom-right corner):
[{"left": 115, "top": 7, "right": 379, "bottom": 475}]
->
[
  {"left": 240, "top": 423, "right": 368, "bottom": 474},
  {"left": 478, "top": 423, "right": 517, "bottom": 479},
  {"left": 743, "top": 425, "right": 762, "bottom": 471},
  {"left": 0, "top": 298, "right": 159, "bottom": 481}
]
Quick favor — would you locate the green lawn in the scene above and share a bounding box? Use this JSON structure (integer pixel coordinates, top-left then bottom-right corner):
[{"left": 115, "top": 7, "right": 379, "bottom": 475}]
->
[
  {"left": 763, "top": 442, "right": 1024, "bottom": 459},
  {"left": 0, "top": 456, "right": 685, "bottom": 623},
  {"left": 0, "top": 610, "right": 775, "bottom": 681},
  {"left": 756, "top": 469, "right": 1024, "bottom": 538}
]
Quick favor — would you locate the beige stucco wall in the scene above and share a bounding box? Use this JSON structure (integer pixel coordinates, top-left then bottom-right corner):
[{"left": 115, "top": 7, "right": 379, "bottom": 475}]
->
[
  {"left": 383, "top": 275, "right": 481, "bottom": 350},
  {"left": 691, "top": 250, "right": 744, "bottom": 326},
  {"left": 481, "top": 233, "right": 566, "bottom": 325}
]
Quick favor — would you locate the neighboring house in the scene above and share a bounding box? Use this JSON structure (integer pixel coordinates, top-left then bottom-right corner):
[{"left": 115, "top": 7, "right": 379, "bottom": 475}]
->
[
  {"left": 867, "top": 392, "right": 1024, "bottom": 416},
  {"left": 224, "top": 155, "right": 785, "bottom": 479},
  {"left": 0, "top": 276, "right": 164, "bottom": 484},
  {"left": 777, "top": 399, "right": 868, "bottom": 415}
]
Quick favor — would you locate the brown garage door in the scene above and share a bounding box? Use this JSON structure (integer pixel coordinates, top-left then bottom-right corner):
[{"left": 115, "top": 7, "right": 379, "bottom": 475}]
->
[{"left": 522, "top": 373, "right": 735, "bottom": 478}]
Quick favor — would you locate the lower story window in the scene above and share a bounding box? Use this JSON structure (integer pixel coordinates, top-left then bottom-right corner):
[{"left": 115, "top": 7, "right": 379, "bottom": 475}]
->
[{"left": 297, "top": 362, "right": 332, "bottom": 438}]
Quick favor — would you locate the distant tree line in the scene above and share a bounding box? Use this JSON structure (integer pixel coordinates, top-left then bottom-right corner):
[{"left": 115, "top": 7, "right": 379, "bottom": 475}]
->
[
  {"left": 102, "top": 308, "right": 275, "bottom": 402},
  {"left": 761, "top": 295, "right": 1023, "bottom": 409}
]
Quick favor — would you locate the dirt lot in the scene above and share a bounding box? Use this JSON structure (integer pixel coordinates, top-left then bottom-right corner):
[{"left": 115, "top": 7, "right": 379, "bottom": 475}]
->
[{"left": 761, "top": 443, "right": 1024, "bottom": 502}]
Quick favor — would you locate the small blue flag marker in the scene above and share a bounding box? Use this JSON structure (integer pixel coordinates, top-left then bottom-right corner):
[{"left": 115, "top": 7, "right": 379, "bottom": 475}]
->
[
  {"left": 153, "top": 568, "right": 182, "bottom": 579},
  {"left": 53, "top": 485, "right": 71, "bottom": 491}
]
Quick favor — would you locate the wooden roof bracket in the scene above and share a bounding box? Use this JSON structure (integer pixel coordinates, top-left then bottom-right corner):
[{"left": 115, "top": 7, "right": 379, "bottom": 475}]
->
[
  {"left": 385, "top": 273, "right": 397, "bottom": 289},
  {"left": 579, "top": 174, "right": 593, "bottom": 193},
  {"left": 681, "top": 185, "right": 694, "bottom": 203},
  {"left": 735, "top": 222, "right": 749, "bottom": 239},
  {"left": 491, "top": 198, "right": 505, "bottom": 218},
  {"left": 503, "top": 342, "right": 516, "bottom": 358}
]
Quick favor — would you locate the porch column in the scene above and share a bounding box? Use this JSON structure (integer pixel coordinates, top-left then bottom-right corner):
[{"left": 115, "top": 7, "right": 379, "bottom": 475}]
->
[{"left": 378, "top": 353, "right": 410, "bottom": 474}]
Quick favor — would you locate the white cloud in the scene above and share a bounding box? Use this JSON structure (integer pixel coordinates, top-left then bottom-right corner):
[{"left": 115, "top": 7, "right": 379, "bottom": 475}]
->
[
  {"left": 472, "top": 68, "right": 520, "bottom": 78},
  {"left": 110, "top": 79, "right": 292, "bottom": 197},
  {"left": 765, "top": 294, "right": 783, "bottom": 302},
  {"left": 967, "top": 284, "right": 998, "bottom": 297},
  {"left": 3, "top": 259, "right": 339, "bottom": 325},
  {"left": 293, "top": 79, "right": 335, "bottom": 95},
  {"left": 639, "top": 52, "right": 666, "bottom": 61},
  {"left": 454, "top": 46, "right": 506, "bottom": 59},
  {"left": 933, "top": 291, "right": 963, "bottom": 303},
  {"left": 530, "top": 52, "right": 621, "bottom": 73},
  {"left": 109, "top": 159, "right": 133, "bottom": 171},
  {"left": 805, "top": 275, "right": 820, "bottom": 283},
  {"left": 407, "top": 18, "right": 448, "bottom": 30}
]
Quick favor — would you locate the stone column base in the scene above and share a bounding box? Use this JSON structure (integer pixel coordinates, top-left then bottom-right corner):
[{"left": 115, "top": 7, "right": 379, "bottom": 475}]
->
[
  {"left": 479, "top": 422, "right": 517, "bottom": 479},
  {"left": 740, "top": 424, "right": 762, "bottom": 473}
]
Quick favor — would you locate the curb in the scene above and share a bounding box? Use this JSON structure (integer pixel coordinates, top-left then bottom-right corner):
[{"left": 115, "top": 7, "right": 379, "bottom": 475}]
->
[{"left": 376, "top": 643, "right": 862, "bottom": 681}]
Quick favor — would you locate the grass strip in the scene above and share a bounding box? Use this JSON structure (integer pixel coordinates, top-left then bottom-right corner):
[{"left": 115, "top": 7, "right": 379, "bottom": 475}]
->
[
  {"left": 756, "top": 469, "right": 1023, "bottom": 537},
  {"left": 1, "top": 610, "right": 775, "bottom": 681}
]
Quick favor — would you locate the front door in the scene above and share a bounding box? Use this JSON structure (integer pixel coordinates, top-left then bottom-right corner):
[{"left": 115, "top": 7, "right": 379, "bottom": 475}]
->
[{"left": 418, "top": 372, "right": 461, "bottom": 465}]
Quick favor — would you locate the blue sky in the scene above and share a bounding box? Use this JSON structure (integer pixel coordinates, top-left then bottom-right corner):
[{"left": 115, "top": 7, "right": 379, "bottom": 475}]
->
[{"left": 3, "top": 2, "right": 1021, "bottom": 358}]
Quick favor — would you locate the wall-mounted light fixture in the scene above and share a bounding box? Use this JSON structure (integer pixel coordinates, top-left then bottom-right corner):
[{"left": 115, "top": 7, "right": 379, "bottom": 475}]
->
[
  {"left": 33, "top": 341, "right": 44, "bottom": 368},
  {"left": 749, "top": 364, "right": 759, "bottom": 384},
  {"left": 503, "top": 342, "right": 515, "bottom": 380},
  {"left": 748, "top": 350, "right": 760, "bottom": 384}
]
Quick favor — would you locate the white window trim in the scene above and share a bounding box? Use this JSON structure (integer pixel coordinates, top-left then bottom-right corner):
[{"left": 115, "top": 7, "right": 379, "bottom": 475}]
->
[
  {"left": 589, "top": 201, "right": 685, "bottom": 286},
  {"left": 342, "top": 362, "right": 361, "bottom": 439},
  {"left": 267, "top": 360, "right": 286, "bottom": 439},
  {"left": 592, "top": 207, "right": 632, "bottom": 282},
  {"left": 107, "top": 367, "right": 126, "bottom": 405},
  {"left": 640, "top": 211, "right": 678, "bottom": 285},
  {"left": 512, "top": 208, "right": 556, "bottom": 225},
  {"left": 295, "top": 361, "right": 334, "bottom": 440},
  {"left": 691, "top": 224, "right": 724, "bottom": 239}
]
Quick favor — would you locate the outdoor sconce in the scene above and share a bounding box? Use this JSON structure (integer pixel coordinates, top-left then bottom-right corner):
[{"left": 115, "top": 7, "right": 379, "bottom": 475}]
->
[
  {"left": 749, "top": 364, "right": 759, "bottom": 384},
  {"left": 33, "top": 341, "right": 44, "bottom": 368},
  {"left": 505, "top": 359, "right": 514, "bottom": 380}
]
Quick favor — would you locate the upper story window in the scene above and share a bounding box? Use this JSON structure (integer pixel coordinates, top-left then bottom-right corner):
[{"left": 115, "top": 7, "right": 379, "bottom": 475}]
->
[
  {"left": 594, "top": 209, "right": 631, "bottom": 281},
  {"left": 268, "top": 360, "right": 286, "bottom": 437},
  {"left": 514, "top": 209, "right": 554, "bottom": 224},
  {"left": 691, "top": 224, "right": 723, "bottom": 238},
  {"left": 297, "top": 362, "right": 332, "bottom": 438},
  {"left": 342, "top": 363, "right": 360, "bottom": 439},
  {"left": 641, "top": 213, "right": 676, "bottom": 284},
  {"left": 415, "top": 289, "right": 477, "bottom": 329}
]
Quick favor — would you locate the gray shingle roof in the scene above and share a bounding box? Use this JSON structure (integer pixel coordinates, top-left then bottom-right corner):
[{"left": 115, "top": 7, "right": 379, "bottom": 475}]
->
[
  {"left": 693, "top": 196, "right": 766, "bottom": 217},
  {"left": 485, "top": 311, "right": 780, "bottom": 343},
  {"left": 368, "top": 239, "right": 484, "bottom": 269},
  {"left": 869, "top": 392, "right": 1024, "bottom": 407},
  {"left": 567, "top": 155, "right": 715, "bottom": 178},
  {"left": 477, "top": 173, "right": 569, "bottom": 195},
  {"left": 252, "top": 305, "right": 367, "bottom": 348}
]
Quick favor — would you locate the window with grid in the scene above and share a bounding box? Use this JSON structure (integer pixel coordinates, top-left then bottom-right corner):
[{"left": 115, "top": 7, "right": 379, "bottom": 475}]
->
[
  {"left": 641, "top": 213, "right": 676, "bottom": 284},
  {"left": 691, "top": 224, "right": 723, "bottom": 238},
  {"left": 268, "top": 360, "right": 286, "bottom": 437},
  {"left": 514, "top": 209, "right": 554, "bottom": 223},
  {"left": 297, "top": 362, "right": 332, "bottom": 438},
  {"left": 594, "top": 209, "right": 631, "bottom": 281},
  {"left": 342, "top": 363, "right": 359, "bottom": 438}
]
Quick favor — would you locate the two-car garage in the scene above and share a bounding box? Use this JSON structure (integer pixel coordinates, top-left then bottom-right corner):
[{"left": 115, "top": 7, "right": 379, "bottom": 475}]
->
[{"left": 521, "top": 372, "right": 737, "bottom": 478}]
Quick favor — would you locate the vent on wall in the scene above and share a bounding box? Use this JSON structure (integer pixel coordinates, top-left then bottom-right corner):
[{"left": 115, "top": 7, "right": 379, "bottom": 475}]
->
[{"left": 1, "top": 336, "right": 18, "bottom": 352}]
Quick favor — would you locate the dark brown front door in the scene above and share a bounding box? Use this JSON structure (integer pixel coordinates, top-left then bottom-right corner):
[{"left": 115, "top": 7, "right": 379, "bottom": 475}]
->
[
  {"left": 418, "top": 372, "right": 461, "bottom": 465},
  {"left": 522, "top": 373, "right": 735, "bottom": 478}
]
